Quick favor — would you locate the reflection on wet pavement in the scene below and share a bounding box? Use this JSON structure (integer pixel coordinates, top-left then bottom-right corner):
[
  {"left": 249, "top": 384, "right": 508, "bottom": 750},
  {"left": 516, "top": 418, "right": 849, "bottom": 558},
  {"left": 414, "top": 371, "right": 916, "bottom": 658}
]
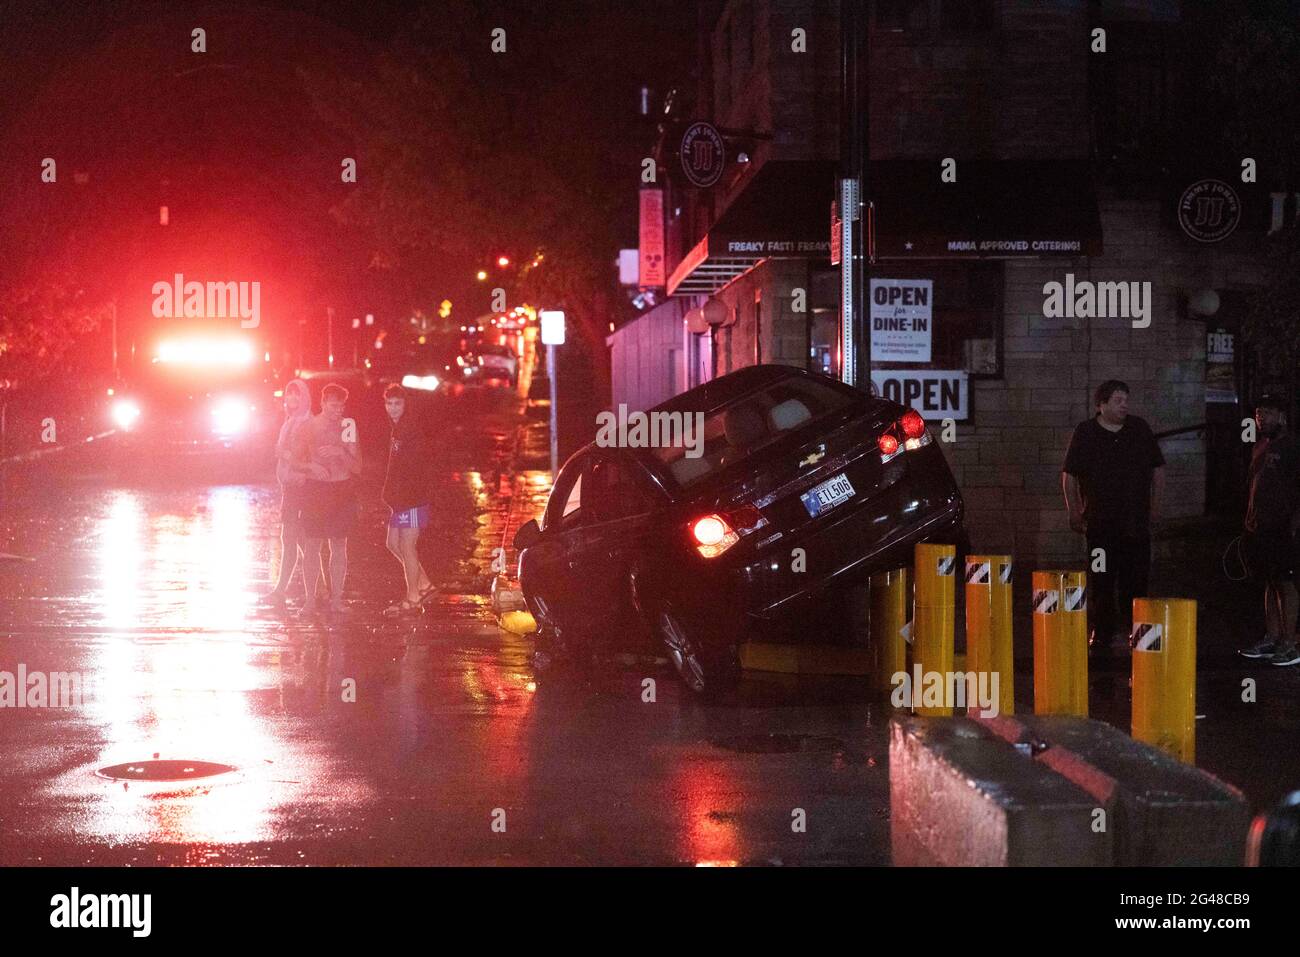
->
[{"left": 1, "top": 388, "right": 1295, "bottom": 864}]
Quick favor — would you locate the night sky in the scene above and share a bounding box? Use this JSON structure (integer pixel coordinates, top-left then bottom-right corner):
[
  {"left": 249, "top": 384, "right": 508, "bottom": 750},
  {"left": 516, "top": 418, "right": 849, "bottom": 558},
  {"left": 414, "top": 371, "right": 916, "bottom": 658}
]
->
[{"left": 0, "top": 0, "right": 697, "bottom": 376}]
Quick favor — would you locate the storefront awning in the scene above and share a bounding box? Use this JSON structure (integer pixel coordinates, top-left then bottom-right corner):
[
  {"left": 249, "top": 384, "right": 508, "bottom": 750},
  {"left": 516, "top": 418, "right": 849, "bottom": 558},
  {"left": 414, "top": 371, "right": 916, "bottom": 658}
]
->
[
  {"left": 868, "top": 159, "right": 1103, "bottom": 259},
  {"left": 668, "top": 160, "right": 836, "bottom": 295}
]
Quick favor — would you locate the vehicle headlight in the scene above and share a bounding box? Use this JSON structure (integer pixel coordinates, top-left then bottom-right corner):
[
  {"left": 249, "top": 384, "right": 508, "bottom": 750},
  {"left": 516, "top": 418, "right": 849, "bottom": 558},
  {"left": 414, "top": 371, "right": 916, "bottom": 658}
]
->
[
  {"left": 400, "top": 374, "right": 440, "bottom": 392},
  {"left": 211, "top": 398, "right": 252, "bottom": 435},
  {"left": 111, "top": 399, "right": 141, "bottom": 431}
]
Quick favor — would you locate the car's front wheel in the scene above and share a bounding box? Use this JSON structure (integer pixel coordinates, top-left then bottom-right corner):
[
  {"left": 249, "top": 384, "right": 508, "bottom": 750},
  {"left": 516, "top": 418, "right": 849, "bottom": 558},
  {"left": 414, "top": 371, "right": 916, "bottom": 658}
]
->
[{"left": 655, "top": 606, "right": 740, "bottom": 698}]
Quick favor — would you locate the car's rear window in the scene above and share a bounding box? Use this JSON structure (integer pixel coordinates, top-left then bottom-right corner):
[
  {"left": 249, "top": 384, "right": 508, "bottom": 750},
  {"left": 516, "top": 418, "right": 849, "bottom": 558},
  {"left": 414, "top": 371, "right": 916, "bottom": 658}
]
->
[{"left": 648, "top": 375, "right": 858, "bottom": 488}]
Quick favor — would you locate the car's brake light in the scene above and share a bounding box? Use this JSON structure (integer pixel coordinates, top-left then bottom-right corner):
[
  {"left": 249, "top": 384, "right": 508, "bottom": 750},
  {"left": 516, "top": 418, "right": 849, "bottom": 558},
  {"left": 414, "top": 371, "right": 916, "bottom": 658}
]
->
[
  {"left": 901, "top": 410, "right": 926, "bottom": 438},
  {"left": 692, "top": 514, "right": 740, "bottom": 559},
  {"left": 879, "top": 410, "right": 931, "bottom": 462}
]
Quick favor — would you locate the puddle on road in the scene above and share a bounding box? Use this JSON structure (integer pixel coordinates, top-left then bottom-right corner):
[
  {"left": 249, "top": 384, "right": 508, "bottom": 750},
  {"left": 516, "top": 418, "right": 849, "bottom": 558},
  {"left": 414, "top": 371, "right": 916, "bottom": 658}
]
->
[{"left": 96, "top": 760, "right": 237, "bottom": 782}]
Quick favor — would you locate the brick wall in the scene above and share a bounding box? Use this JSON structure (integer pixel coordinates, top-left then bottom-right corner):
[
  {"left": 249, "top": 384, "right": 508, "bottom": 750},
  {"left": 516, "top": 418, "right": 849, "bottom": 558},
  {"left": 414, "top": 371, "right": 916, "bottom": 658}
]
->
[
  {"left": 942, "top": 199, "right": 1271, "bottom": 570},
  {"left": 870, "top": 0, "right": 1090, "bottom": 161}
]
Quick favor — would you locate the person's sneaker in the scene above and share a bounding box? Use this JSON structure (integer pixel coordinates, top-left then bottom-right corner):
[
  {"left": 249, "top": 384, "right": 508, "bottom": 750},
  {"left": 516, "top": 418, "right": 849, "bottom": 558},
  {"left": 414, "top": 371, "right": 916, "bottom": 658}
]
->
[
  {"left": 1240, "top": 639, "right": 1278, "bottom": 659},
  {"left": 1268, "top": 643, "right": 1300, "bottom": 667}
]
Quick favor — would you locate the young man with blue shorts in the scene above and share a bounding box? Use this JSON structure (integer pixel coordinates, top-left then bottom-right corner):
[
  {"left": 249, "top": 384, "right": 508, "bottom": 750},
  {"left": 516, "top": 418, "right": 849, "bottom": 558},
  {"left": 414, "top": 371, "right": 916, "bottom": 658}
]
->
[{"left": 382, "top": 384, "right": 435, "bottom": 616}]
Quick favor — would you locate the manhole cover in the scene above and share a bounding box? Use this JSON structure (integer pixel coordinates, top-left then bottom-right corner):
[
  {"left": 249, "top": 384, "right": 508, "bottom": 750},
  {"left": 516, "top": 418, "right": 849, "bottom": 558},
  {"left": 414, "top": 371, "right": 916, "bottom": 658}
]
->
[
  {"left": 710, "top": 733, "right": 845, "bottom": 754},
  {"left": 96, "top": 760, "right": 237, "bottom": 782}
]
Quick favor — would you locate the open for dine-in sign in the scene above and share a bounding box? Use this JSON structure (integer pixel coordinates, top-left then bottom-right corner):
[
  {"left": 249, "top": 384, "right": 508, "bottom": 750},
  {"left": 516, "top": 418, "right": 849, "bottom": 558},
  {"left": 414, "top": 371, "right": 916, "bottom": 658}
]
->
[{"left": 870, "top": 278, "right": 932, "bottom": 362}]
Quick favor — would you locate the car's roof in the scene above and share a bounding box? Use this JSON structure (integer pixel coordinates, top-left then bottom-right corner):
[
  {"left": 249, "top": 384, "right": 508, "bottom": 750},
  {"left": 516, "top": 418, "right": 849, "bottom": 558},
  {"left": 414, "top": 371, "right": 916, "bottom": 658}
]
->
[
  {"left": 552, "top": 366, "right": 872, "bottom": 499},
  {"left": 649, "top": 364, "right": 833, "bottom": 416}
]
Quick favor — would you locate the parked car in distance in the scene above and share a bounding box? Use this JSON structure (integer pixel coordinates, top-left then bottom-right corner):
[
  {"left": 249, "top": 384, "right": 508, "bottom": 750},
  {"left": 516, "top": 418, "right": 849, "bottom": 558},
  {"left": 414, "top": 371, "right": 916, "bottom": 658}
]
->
[
  {"left": 467, "top": 343, "right": 518, "bottom": 386},
  {"left": 513, "top": 364, "right": 966, "bottom": 696}
]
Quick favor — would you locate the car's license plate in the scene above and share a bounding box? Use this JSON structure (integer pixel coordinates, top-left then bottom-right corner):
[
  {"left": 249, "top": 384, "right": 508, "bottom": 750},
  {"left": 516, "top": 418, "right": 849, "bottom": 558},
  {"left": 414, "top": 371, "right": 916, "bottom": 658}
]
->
[{"left": 800, "top": 472, "right": 856, "bottom": 518}]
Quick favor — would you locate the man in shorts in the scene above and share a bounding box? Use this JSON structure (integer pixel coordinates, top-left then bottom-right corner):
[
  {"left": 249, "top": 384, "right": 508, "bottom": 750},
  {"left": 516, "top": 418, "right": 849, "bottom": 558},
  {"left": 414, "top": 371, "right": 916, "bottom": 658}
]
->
[
  {"left": 381, "top": 384, "right": 435, "bottom": 616},
  {"left": 295, "top": 383, "right": 361, "bottom": 617},
  {"left": 262, "top": 378, "right": 323, "bottom": 605},
  {"left": 1238, "top": 394, "right": 1300, "bottom": 666}
]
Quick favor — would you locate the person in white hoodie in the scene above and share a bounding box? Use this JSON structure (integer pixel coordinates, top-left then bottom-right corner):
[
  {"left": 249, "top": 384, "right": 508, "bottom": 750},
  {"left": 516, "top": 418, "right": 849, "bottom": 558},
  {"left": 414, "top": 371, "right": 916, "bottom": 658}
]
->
[{"left": 262, "top": 379, "right": 322, "bottom": 605}]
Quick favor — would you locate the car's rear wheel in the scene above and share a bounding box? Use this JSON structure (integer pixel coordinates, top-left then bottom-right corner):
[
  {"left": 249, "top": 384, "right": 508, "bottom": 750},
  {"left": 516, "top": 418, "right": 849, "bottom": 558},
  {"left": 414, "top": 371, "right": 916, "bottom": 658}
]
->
[{"left": 656, "top": 607, "right": 740, "bottom": 698}]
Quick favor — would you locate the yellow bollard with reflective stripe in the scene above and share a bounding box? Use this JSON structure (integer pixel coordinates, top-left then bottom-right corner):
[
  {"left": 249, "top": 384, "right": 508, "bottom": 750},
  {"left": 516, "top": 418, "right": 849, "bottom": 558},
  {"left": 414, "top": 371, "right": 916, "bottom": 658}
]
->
[
  {"left": 914, "top": 543, "right": 957, "bottom": 716},
  {"left": 1032, "top": 569, "right": 1089, "bottom": 716},
  {"left": 966, "top": 555, "right": 1014, "bottom": 716},
  {"left": 870, "top": 568, "right": 909, "bottom": 693},
  {"left": 1131, "top": 597, "right": 1197, "bottom": 763}
]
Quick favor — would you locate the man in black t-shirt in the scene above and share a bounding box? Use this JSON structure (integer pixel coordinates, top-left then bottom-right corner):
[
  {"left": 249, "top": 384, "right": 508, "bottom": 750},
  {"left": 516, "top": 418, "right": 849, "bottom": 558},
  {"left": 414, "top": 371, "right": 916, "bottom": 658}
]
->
[
  {"left": 1238, "top": 394, "right": 1300, "bottom": 666},
  {"left": 1062, "top": 380, "right": 1166, "bottom": 654}
]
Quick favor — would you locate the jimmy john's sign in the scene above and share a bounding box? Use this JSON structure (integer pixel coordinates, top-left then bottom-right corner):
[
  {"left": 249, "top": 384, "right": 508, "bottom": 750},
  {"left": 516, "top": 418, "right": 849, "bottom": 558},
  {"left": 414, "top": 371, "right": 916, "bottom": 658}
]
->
[{"left": 870, "top": 370, "right": 969, "bottom": 421}]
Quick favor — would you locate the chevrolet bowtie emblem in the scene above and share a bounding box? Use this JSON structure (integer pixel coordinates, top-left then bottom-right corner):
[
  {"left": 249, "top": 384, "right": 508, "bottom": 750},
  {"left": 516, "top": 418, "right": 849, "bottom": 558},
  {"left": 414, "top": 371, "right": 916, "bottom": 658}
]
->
[{"left": 799, "top": 447, "right": 826, "bottom": 468}]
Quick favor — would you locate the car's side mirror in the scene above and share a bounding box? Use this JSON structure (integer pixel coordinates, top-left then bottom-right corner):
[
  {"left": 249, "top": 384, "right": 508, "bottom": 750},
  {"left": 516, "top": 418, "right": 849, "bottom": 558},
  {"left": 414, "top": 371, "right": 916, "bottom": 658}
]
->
[{"left": 513, "top": 518, "right": 542, "bottom": 551}]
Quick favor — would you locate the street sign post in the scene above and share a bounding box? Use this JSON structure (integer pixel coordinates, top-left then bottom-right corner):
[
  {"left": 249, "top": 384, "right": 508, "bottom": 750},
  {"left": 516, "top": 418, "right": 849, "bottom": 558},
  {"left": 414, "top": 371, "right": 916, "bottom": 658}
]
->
[{"left": 540, "top": 310, "right": 565, "bottom": 478}]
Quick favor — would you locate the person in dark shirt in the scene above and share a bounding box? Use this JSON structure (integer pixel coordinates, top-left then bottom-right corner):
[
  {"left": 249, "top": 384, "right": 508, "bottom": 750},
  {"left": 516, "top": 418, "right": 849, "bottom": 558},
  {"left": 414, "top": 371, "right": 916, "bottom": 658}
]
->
[
  {"left": 1238, "top": 394, "right": 1300, "bottom": 666},
  {"left": 1062, "top": 380, "right": 1166, "bottom": 654},
  {"left": 381, "top": 384, "right": 435, "bottom": 616}
]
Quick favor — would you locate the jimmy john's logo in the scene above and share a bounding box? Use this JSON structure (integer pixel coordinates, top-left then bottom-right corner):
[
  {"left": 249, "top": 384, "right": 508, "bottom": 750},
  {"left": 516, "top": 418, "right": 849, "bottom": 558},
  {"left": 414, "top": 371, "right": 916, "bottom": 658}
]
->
[
  {"left": 1178, "top": 179, "right": 1241, "bottom": 244},
  {"left": 680, "top": 121, "right": 725, "bottom": 189}
]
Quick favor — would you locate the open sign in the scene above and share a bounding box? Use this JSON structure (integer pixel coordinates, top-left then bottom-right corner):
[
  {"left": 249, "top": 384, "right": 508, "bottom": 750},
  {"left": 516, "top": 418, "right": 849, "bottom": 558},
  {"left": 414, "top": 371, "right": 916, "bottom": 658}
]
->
[{"left": 870, "top": 370, "right": 968, "bottom": 420}]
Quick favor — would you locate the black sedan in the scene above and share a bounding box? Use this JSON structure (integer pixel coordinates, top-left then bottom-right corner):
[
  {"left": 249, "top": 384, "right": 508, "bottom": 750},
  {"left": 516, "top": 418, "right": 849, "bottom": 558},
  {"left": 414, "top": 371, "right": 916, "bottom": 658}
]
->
[{"left": 512, "top": 365, "right": 965, "bottom": 696}]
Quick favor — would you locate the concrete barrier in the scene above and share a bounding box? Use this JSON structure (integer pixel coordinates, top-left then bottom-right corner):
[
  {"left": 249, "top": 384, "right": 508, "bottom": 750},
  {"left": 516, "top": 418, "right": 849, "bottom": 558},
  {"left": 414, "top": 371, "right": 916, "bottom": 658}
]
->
[
  {"left": 979, "top": 714, "right": 1249, "bottom": 865},
  {"left": 890, "top": 716, "right": 1110, "bottom": 866}
]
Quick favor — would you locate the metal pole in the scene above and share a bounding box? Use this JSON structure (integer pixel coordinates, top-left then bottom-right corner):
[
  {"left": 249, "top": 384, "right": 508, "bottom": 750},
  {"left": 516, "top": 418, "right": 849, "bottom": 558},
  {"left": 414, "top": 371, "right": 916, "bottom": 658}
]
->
[
  {"left": 110, "top": 299, "right": 119, "bottom": 382},
  {"left": 839, "top": 177, "right": 858, "bottom": 386},
  {"left": 547, "top": 343, "right": 558, "bottom": 477},
  {"left": 839, "top": 0, "right": 870, "bottom": 388},
  {"left": 326, "top": 307, "right": 334, "bottom": 370}
]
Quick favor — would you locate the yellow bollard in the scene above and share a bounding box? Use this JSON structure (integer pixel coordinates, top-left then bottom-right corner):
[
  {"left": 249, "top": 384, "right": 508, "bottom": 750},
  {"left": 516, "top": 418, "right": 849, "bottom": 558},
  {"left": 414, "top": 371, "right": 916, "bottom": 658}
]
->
[
  {"left": 1032, "top": 569, "right": 1089, "bottom": 716},
  {"left": 914, "top": 543, "right": 956, "bottom": 716},
  {"left": 870, "top": 567, "right": 909, "bottom": 692},
  {"left": 965, "top": 555, "right": 1014, "bottom": 716},
  {"left": 1131, "top": 598, "right": 1197, "bottom": 763}
]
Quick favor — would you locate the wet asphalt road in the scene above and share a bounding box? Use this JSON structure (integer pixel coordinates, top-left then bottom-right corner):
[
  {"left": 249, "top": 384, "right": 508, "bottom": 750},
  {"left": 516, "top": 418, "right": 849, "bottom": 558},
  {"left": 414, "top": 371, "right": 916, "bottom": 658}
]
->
[
  {"left": 0, "top": 386, "right": 897, "bottom": 866},
  {"left": 3, "top": 385, "right": 1300, "bottom": 865}
]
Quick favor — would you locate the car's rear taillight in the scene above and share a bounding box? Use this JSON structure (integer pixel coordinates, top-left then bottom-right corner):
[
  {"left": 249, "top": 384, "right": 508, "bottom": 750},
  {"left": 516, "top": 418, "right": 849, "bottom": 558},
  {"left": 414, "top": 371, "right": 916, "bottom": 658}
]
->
[
  {"left": 692, "top": 514, "right": 740, "bottom": 559},
  {"left": 878, "top": 409, "right": 931, "bottom": 462},
  {"left": 901, "top": 410, "right": 926, "bottom": 439}
]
